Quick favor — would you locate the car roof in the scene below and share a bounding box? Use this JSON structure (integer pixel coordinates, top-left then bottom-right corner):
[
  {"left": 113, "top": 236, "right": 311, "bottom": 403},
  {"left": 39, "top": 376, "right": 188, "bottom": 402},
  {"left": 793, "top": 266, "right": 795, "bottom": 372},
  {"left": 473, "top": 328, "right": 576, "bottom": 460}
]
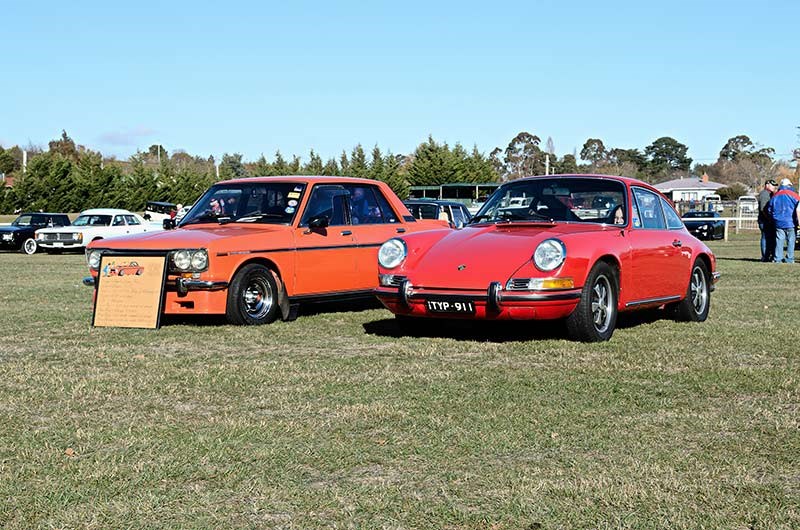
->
[
  {"left": 146, "top": 201, "right": 176, "bottom": 207},
  {"left": 79, "top": 208, "right": 134, "bottom": 215},
  {"left": 220, "top": 175, "right": 387, "bottom": 186},
  {"left": 18, "top": 212, "right": 69, "bottom": 216}
]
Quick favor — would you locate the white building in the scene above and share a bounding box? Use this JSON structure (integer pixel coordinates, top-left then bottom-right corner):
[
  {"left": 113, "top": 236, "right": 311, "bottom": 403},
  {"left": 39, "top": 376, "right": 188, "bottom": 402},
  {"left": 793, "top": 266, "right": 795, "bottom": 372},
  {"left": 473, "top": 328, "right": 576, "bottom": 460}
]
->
[{"left": 653, "top": 174, "right": 725, "bottom": 202}]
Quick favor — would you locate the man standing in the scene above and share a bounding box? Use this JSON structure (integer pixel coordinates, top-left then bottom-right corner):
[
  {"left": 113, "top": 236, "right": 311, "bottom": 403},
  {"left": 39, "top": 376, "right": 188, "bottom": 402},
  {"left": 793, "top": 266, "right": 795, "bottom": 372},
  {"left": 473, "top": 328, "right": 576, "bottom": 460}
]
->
[
  {"left": 757, "top": 179, "right": 777, "bottom": 261},
  {"left": 768, "top": 178, "right": 800, "bottom": 263}
]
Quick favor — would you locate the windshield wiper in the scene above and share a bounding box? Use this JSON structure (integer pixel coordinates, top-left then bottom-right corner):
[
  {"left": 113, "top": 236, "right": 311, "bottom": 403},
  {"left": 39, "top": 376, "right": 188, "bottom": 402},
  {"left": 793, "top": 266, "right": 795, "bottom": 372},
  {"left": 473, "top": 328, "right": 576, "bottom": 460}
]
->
[{"left": 235, "top": 213, "right": 285, "bottom": 223}]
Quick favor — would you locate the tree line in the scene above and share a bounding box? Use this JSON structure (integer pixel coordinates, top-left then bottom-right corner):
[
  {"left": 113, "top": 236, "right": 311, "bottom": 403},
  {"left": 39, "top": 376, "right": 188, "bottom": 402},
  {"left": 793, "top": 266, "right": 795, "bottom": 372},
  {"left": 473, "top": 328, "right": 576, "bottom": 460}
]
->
[{"left": 0, "top": 129, "right": 797, "bottom": 214}]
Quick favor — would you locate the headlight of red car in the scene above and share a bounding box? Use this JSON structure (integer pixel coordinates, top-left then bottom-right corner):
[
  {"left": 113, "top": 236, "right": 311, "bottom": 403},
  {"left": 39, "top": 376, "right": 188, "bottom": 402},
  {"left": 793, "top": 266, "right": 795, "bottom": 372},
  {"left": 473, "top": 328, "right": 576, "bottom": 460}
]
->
[
  {"left": 533, "top": 239, "right": 566, "bottom": 271},
  {"left": 378, "top": 238, "right": 407, "bottom": 269}
]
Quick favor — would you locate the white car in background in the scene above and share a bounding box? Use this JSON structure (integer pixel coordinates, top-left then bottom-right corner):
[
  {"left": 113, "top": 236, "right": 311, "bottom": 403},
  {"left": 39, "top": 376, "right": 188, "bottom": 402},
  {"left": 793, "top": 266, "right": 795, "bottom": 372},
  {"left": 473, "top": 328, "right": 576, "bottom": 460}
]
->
[{"left": 35, "top": 208, "right": 162, "bottom": 252}]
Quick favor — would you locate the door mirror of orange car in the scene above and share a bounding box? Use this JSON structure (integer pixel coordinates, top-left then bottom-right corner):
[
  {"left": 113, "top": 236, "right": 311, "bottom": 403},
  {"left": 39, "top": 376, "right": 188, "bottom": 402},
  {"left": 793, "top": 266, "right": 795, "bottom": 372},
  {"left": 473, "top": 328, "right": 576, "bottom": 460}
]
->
[
  {"left": 308, "top": 216, "right": 330, "bottom": 230},
  {"left": 163, "top": 218, "right": 176, "bottom": 230}
]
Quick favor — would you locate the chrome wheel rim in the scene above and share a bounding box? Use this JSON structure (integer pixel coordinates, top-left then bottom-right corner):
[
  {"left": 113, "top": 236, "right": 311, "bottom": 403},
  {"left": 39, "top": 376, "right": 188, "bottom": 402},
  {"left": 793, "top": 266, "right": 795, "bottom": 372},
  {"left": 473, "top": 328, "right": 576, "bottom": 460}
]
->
[
  {"left": 591, "top": 274, "right": 613, "bottom": 333},
  {"left": 242, "top": 277, "right": 273, "bottom": 318},
  {"left": 23, "top": 239, "right": 36, "bottom": 254},
  {"left": 690, "top": 267, "right": 708, "bottom": 315}
]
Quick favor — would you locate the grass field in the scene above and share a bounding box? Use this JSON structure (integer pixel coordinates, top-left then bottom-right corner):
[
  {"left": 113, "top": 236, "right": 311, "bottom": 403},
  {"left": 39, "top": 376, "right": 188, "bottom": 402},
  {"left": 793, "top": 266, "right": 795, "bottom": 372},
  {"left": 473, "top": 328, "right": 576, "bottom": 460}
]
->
[{"left": 0, "top": 235, "right": 798, "bottom": 529}]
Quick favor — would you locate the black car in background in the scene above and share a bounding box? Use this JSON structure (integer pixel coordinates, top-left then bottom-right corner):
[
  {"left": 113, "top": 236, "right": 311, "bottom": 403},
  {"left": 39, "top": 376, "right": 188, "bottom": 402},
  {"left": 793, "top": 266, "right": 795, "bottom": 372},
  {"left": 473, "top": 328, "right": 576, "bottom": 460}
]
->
[
  {"left": 403, "top": 199, "right": 472, "bottom": 228},
  {"left": 0, "top": 212, "right": 71, "bottom": 254},
  {"left": 682, "top": 211, "right": 725, "bottom": 240}
]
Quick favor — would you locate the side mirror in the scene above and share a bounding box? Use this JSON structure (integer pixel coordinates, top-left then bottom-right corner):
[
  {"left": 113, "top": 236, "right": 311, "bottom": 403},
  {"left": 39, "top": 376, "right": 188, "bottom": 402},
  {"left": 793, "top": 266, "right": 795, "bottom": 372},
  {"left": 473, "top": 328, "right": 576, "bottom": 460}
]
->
[
  {"left": 308, "top": 216, "right": 330, "bottom": 229},
  {"left": 163, "top": 218, "right": 176, "bottom": 230}
]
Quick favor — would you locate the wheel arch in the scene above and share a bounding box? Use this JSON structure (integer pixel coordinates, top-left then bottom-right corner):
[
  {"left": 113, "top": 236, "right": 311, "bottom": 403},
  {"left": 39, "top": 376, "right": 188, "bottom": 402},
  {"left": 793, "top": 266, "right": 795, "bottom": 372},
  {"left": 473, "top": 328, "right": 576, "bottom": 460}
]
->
[{"left": 228, "top": 256, "right": 291, "bottom": 320}]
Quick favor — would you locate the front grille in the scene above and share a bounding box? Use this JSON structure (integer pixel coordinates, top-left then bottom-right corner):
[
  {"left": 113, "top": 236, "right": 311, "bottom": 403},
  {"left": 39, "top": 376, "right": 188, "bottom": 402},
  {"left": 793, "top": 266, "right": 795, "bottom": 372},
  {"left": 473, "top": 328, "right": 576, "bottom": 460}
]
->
[
  {"left": 506, "top": 278, "right": 532, "bottom": 290},
  {"left": 59, "top": 233, "right": 76, "bottom": 241},
  {"left": 383, "top": 274, "right": 407, "bottom": 287},
  {"left": 44, "top": 233, "right": 58, "bottom": 241}
]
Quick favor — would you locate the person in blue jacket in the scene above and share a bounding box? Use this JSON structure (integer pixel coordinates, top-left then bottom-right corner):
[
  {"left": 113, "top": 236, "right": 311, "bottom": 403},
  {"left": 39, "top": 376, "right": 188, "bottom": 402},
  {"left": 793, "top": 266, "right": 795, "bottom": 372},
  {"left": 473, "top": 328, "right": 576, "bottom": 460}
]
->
[{"left": 767, "top": 178, "right": 800, "bottom": 263}]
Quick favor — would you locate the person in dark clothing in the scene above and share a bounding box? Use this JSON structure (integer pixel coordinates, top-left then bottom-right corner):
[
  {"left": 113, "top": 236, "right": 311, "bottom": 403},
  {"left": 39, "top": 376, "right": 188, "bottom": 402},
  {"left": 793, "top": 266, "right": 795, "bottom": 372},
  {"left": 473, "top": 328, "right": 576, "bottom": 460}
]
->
[
  {"left": 757, "top": 179, "right": 777, "bottom": 262},
  {"left": 768, "top": 178, "right": 800, "bottom": 263}
]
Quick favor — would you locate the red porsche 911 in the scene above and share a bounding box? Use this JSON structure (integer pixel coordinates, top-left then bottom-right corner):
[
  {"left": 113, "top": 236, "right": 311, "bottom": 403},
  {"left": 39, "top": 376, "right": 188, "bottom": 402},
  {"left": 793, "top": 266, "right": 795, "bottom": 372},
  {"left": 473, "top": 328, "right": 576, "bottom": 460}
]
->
[{"left": 375, "top": 174, "right": 720, "bottom": 342}]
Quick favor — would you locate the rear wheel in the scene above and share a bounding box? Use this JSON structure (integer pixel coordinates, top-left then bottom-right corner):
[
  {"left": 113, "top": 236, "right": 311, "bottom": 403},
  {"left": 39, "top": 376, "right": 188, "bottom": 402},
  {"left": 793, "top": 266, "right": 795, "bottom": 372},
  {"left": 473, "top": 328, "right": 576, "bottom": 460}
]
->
[
  {"left": 21, "top": 238, "right": 37, "bottom": 255},
  {"left": 566, "top": 261, "right": 618, "bottom": 342},
  {"left": 671, "top": 259, "right": 710, "bottom": 322},
  {"left": 225, "top": 263, "right": 279, "bottom": 325}
]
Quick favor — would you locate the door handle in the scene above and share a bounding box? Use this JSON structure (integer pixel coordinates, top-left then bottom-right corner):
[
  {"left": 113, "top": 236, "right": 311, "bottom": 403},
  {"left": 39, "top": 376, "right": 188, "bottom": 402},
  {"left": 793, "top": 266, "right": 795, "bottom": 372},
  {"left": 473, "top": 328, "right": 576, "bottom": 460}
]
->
[
  {"left": 396, "top": 228, "right": 406, "bottom": 233},
  {"left": 340, "top": 230, "right": 352, "bottom": 236},
  {"left": 672, "top": 240, "right": 682, "bottom": 247}
]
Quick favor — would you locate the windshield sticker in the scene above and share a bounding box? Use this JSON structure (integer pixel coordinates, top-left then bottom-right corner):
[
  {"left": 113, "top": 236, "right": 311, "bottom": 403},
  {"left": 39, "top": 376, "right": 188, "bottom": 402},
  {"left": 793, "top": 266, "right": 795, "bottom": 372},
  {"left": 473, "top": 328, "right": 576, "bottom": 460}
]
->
[
  {"left": 285, "top": 207, "right": 296, "bottom": 214},
  {"left": 287, "top": 192, "right": 301, "bottom": 199},
  {"left": 288, "top": 199, "right": 298, "bottom": 207},
  {"left": 293, "top": 186, "right": 302, "bottom": 192}
]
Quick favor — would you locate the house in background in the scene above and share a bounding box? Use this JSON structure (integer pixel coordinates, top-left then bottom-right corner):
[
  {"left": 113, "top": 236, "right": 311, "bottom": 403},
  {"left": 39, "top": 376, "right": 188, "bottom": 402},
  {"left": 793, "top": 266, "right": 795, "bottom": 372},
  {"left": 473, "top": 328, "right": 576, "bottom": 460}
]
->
[{"left": 653, "top": 173, "right": 725, "bottom": 202}]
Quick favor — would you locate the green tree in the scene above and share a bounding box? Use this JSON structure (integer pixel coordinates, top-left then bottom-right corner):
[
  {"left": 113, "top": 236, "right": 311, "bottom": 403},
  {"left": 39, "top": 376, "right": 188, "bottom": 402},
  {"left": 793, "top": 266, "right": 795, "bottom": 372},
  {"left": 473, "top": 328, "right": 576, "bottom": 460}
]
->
[
  {"left": 503, "top": 132, "right": 543, "bottom": 180},
  {"left": 555, "top": 154, "right": 579, "bottom": 174},
  {"left": 49, "top": 130, "right": 78, "bottom": 159},
  {"left": 580, "top": 138, "right": 607, "bottom": 166},
  {"left": 304, "top": 149, "right": 324, "bottom": 175},
  {"left": 219, "top": 153, "right": 247, "bottom": 180},
  {"left": 645, "top": 137, "right": 692, "bottom": 176},
  {"left": 322, "top": 158, "right": 340, "bottom": 176},
  {"left": 349, "top": 145, "right": 368, "bottom": 178},
  {"left": 407, "top": 136, "right": 457, "bottom": 186}
]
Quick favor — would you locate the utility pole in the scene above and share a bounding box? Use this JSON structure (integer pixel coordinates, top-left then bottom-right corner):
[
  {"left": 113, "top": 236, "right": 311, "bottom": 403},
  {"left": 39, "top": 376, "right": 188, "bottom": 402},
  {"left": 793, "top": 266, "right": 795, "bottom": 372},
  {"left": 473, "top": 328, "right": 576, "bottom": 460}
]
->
[
  {"left": 23, "top": 150, "right": 27, "bottom": 174},
  {"left": 545, "top": 154, "right": 550, "bottom": 175}
]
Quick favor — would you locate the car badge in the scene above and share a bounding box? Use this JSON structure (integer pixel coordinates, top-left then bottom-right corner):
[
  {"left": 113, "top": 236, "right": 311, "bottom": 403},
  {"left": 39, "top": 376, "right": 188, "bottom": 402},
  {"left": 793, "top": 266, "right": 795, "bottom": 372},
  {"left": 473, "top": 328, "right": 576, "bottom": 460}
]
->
[{"left": 457, "top": 264, "right": 467, "bottom": 271}]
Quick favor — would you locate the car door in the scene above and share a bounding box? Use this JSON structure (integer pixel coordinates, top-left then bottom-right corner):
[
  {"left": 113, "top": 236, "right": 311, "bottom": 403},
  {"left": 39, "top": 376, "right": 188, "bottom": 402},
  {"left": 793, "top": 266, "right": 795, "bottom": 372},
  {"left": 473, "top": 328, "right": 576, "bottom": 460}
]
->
[
  {"left": 107, "top": 215, "right": 130, "bottom": 238},
  {"left": 292, "top": 184, "right": 359, "bottom": 296},
  {"left": 626, "top": 187, "right": 686, "bottom": 303},
  {"left": 345, "top": 184, "right": 409, "bottom": 290}
]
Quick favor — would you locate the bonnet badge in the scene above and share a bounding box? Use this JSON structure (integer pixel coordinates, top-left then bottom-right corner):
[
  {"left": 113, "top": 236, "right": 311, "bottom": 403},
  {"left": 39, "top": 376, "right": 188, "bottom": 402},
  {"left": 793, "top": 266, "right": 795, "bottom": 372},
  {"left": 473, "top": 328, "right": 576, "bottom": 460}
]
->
[{"left": 457, "top": 264, "right": 467, "bottom": 271}]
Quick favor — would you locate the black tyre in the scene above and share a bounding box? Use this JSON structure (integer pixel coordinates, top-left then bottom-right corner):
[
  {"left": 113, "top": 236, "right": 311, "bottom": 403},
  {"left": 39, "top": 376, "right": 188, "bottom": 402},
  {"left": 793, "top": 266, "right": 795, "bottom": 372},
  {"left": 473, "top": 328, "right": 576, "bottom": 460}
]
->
[
  {"left": 20, "top": 238, "right": 38, "bottom": 255},
  {"left": 225, "top": 263, "right": 280, "bottom": 325},
  {"left": 671, "top": 259, "right": 710, "bottom": 322},
  {"left": 566, "top": 261, "right": 618, "bottom": 342}
]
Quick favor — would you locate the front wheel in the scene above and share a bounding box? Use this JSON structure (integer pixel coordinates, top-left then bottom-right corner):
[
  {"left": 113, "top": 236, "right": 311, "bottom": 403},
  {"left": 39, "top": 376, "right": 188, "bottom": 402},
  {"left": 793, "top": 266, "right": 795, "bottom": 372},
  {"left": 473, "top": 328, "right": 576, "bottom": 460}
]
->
[
  {"left": 21, "top": 238, "right": 38, "bottom": 255},
  {"left": 671, "top": 259, "right": 710, "bottom": 322},
  {"left": 225, "top": 263, "right": 280, "bottom": 325},
  {"left": 566, "top": 261, "right": 618, "bottom": 342}
]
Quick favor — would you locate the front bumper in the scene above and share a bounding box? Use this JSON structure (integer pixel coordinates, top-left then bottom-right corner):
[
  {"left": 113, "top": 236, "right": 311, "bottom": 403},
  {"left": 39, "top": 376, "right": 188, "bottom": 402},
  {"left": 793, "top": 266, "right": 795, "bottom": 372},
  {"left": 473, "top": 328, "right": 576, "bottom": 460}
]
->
[
  {"left": 375, "top": 281, "right": 581, "bottom": 321},
  {"left": 39, "top": 241, "right": 84, "bottom": 249},
  {"left": 83, "top": 275, "right": 228, "bottom": 293}
]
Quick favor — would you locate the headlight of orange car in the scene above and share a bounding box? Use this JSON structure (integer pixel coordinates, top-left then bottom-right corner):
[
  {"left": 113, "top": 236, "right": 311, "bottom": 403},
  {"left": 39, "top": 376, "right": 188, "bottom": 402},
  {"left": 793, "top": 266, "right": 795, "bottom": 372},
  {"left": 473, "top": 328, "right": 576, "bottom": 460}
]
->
[
  {"left": 87, "top": 249, "right": 103, "bottom": 270},
  {"left": 171, "top": 249, "right": 208, "bottom": 272}
]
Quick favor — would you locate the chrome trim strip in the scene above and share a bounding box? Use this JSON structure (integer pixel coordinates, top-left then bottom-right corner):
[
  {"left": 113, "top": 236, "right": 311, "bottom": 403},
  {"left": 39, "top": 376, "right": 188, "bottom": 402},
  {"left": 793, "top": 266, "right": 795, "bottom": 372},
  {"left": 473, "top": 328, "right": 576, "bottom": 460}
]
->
[
  {"left": 625, "top": 295, "right": 681, "bottom": 308},
  {"left": 375, "top": 288, "right": 581, "bottom": 303}
]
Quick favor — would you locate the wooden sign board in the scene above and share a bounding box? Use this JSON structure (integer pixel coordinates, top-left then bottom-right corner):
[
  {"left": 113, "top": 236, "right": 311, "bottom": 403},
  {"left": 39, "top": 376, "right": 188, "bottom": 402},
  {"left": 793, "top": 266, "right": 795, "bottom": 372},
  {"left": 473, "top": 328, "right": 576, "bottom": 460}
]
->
[{"left": 92, "top": 255, "right": 167, "bottom": 329}]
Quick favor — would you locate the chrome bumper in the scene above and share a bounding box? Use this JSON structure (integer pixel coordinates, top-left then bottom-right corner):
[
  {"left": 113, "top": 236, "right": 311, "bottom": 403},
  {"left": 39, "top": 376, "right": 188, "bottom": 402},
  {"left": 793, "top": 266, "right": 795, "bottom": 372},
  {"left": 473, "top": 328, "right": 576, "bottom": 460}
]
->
[
  {"left": 376, "top": 281, "right": 582, "bottom": 307},
  {"left": 82, "top": 276, "right": 228, "bottom": 294}
]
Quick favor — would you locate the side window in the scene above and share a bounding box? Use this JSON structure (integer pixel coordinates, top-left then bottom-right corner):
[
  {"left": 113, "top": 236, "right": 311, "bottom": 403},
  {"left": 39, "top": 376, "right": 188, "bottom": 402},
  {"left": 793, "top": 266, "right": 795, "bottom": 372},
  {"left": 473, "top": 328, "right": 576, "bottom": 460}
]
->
[
  {"left": 125, "top": 215, "right": 141, "bottom": 225},
  {"left": 372, "top": 188, "right": 399, "bottom": 223},
  {"left": 31, "top": 215, "right": 46, "bottom": 226},
  {"left": 418, "top": 204, "right": 439, "bottom": 219},
  {"left": 299, "top": 185, "right": 349, "bottom": 227},
  {"left": 113, "top": 215, "right": 126, "bottom": 226},
  {"left": 346, "top": 185, "right": 397, "bottom": 224},
  {"left": 451, "top": 207, "right": 466, "bottom": 227},
  {"left": 632, "top": 188, "right": 666, "bottom": 229},
  {"left": 660, "top": 197, "right": 684, "bottom": 229}
]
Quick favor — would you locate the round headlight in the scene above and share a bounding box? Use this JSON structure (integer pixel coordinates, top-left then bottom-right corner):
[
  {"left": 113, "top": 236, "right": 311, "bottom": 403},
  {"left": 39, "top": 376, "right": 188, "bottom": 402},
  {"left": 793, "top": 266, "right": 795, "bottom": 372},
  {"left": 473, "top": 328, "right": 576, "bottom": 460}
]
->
[
  {"left": 378, "top": 238, "right": 407, "bottom": 269},
  {"left": 173, "top": 250, "right": 192, "bottom": 271},
  {"left": 191, "top": 250, "right": 208, "bottom": 271},
  {"left": 533, "top": 239, "right": 566, "bottom": 271},
  {"left": 87, "top": 249, "right": 103, "bottom": 270}
]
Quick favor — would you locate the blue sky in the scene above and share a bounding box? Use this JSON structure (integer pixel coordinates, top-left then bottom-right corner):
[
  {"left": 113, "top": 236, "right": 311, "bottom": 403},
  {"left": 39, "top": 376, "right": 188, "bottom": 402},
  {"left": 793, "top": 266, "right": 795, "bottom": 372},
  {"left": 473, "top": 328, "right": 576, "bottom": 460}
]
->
[{"left": 2, "top": 0, "right": 798, "bottom": 165}]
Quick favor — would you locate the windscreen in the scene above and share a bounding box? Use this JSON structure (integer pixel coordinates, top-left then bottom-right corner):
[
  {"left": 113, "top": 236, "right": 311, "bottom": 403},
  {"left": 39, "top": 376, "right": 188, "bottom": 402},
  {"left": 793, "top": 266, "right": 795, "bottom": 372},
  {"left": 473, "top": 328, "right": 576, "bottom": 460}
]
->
[
  {"left": 472, "top": 177, "right": 627, "bottom": 224},
  {"left": 180, "top": 182, "right": 306, "bottom": 226},
  {"left": 73, "top": 215, "right": 112, "bottom": 226}
]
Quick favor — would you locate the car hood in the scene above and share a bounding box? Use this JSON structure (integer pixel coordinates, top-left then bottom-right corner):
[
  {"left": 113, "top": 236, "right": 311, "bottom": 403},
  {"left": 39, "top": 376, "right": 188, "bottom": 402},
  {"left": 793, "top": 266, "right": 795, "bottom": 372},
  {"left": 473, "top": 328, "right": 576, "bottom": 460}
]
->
[
  {"left": 36, "top": 225, "right": 102, "bottom": 234},
  {"left": 0, "top": 225, "right": 27, "bottom": 234},
  {"left": 405, "top": 222, "right": 606, "bottom": 289},
  {"left": 88, "top": 223, "right": 292, "bottom": 251}
]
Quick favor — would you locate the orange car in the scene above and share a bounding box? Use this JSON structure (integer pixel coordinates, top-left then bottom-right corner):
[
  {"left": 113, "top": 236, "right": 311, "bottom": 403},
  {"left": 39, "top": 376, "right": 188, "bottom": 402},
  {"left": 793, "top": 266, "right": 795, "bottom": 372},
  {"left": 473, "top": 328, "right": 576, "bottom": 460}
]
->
[{"left": 84, "top": 176, "right": 447, "bottom": 324}]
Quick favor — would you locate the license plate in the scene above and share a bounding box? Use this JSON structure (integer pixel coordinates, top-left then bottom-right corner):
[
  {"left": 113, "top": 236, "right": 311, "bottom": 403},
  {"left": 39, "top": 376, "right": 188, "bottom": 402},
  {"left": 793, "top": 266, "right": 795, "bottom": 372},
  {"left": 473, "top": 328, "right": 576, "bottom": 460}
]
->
[
  {"left": 52, "top": 242, "right": 64, "bottom": 247},
  {"left": 425, "top": 298, "right": 475, "bottom": 314}
]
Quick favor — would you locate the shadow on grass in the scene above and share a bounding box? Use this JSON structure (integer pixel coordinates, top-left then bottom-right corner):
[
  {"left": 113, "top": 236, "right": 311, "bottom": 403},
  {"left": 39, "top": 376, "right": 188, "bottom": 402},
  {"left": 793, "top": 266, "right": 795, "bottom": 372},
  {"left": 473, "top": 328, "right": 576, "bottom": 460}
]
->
[
  {"left": 363, "top": 308, "right": 671, "bottom": 342},
  {"left": 716, "top": 257, "right": 765, "bottom": 263},
  {"left": 160, "top": 298, "right": 383, "bottom": 327}
]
